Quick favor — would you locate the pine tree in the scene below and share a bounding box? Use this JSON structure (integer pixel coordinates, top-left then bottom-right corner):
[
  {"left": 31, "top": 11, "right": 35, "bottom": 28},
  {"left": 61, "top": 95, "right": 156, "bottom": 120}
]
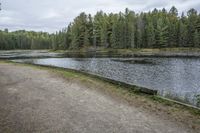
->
[
  {"left": 169, "top": 6, "right": 178, "bottom": 16},
  {"left": 136, "top": 16, "right": 144, "bottom": 48},
  {"left": 125, "top": 9, "right": 135, "bottom": 48},
  {"left": 83, "top": 29, "right": 90, "bottom": 47},
  {"left": 110, "top": 14, "right": 119, "bottom": 48},
  {"left": 194, "top": 30, "right": 200, "bottom": 47},
  {"left": 187, "top": 8, "right": 198, "bottom": 47},
  {"left": 178, "top": 21, "right": 188, "bottom": 47},
  {"left": 146, "top": 22, "right": 155, "bottom": 48},
  {"left": 155, "top": 18, "right": 168, "bottom": 48}
]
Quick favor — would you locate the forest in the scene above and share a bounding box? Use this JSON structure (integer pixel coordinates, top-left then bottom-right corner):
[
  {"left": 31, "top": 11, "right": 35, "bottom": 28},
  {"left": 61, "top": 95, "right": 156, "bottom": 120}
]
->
[
  {"left": 0, "top": 6, "right": 200, "bottom": 50},
  {"left": 0, "top": 30, "right": 52, "bottom": 50}
]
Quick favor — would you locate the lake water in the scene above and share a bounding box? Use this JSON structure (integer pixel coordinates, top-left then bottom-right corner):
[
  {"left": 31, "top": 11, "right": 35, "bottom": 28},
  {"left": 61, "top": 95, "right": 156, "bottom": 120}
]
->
[{"left": 12, "top": 57, "right": 200, "bottom": 107}]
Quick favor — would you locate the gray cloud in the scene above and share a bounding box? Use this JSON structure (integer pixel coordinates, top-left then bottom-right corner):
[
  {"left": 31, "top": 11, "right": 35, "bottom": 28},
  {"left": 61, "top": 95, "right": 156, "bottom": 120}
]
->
[{"left": 0, "top": 0, "right": 199, "bottom": 33}]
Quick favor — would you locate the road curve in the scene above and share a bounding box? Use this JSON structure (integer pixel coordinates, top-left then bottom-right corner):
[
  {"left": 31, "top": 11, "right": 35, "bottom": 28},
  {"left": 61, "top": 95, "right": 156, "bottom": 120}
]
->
[{"left": 0, "top": 63, "right": 196, "bottom": 133}]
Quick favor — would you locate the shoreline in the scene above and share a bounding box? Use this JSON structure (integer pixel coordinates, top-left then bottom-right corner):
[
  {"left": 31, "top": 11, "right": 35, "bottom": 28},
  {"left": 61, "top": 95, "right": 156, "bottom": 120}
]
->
[
  {"left": 1, "top": 48, "right": 200, "bottom": 59},
  {"left": 52, "top": 48, "right": 200, "bottom": 58}
]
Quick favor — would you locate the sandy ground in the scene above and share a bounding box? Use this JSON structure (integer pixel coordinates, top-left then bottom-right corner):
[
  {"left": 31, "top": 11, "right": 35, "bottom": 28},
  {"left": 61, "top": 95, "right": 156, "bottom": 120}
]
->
[{"left": 0, "top": 63, "right": 197, "bottom": 133}]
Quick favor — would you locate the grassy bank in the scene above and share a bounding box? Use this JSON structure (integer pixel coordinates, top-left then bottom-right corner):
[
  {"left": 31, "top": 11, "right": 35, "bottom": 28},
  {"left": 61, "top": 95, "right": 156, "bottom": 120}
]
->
[
  {"left": 50, "top": 47, "right": 200, "bottom": 58},
  {"left": 1, "top": 60, "right": 200, "bottom": 130}
]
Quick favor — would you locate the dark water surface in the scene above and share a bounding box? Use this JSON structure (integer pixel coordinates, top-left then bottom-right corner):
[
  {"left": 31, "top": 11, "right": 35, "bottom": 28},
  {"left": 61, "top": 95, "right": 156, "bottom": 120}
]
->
[{"left": 12, "top": 57, "right": 200, "bottom": 107}]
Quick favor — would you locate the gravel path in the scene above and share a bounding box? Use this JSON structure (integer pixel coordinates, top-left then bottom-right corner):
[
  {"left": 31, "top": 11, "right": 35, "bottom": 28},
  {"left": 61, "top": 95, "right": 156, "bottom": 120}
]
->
[{"left": 0, "top": 63, "right": 196, "bottom": 133}]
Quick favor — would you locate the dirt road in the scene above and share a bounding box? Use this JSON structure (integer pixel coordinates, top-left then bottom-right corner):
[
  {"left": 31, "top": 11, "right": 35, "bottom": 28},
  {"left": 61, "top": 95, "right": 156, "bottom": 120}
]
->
[{"left": 0, "top": 63, "right": 197, "bottom": 133}]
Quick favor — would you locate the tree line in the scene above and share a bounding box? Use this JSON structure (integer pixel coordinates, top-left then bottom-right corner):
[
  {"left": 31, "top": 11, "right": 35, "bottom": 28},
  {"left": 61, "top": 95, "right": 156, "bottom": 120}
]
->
[
  {"left": 0, "top": 6, "right": 200, "bottom": 50},
  {"left": 0, "top": 30, "right": 52, "bottom": 50}
]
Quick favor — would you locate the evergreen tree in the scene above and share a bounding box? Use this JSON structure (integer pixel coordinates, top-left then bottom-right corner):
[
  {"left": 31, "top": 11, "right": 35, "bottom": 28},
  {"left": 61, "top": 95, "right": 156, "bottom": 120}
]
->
[
  {"left": 155, "top": 18, "right": 168, "bottom": 48},
  {"left": 187, "top": 8, "right": 198, "bottom": 47},
  {"left": 178, "top": 21, "right": 188, "bottom": 47},
  {"left": 194, "top": 30, "right": 200, "bottom": 47},
  {"left": 146, "top": 22, "right": 155, "bottom": 48}
]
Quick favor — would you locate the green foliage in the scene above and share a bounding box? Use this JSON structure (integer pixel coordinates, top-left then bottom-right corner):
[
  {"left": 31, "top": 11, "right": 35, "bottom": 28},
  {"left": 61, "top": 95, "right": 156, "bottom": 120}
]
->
[
  {"left": 0, "top": 30, "right": 52, "bottom": 50},
  {"left": 178, "top": 20, "right": 188, "bottom": 47},
  {"left": 155, "top": 18, "right": 169, "bottom": 48},
  {"left": 61, "top": 6, "right": 200, "bottom": 50},
  {"left": 146, "top": 22, "right": 155, "bottom": 47},
  {"left": 194, "top": 30, "right": 200, "bottom": 47}
]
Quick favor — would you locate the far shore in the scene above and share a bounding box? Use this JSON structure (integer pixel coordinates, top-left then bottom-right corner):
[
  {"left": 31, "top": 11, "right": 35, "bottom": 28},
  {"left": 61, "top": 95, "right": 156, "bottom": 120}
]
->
[
  {"left": 50, "top": 47, "right": 200, "bottom": 58},
  {"left": 1, "top": 47, "right": 200, "bottom": 58}
]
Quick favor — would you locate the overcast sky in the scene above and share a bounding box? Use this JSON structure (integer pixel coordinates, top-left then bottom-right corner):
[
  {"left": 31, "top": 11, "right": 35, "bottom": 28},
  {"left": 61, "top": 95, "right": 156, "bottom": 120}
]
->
[{"left": 0, "top": 0, "right": 200, "bottom": 33}]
